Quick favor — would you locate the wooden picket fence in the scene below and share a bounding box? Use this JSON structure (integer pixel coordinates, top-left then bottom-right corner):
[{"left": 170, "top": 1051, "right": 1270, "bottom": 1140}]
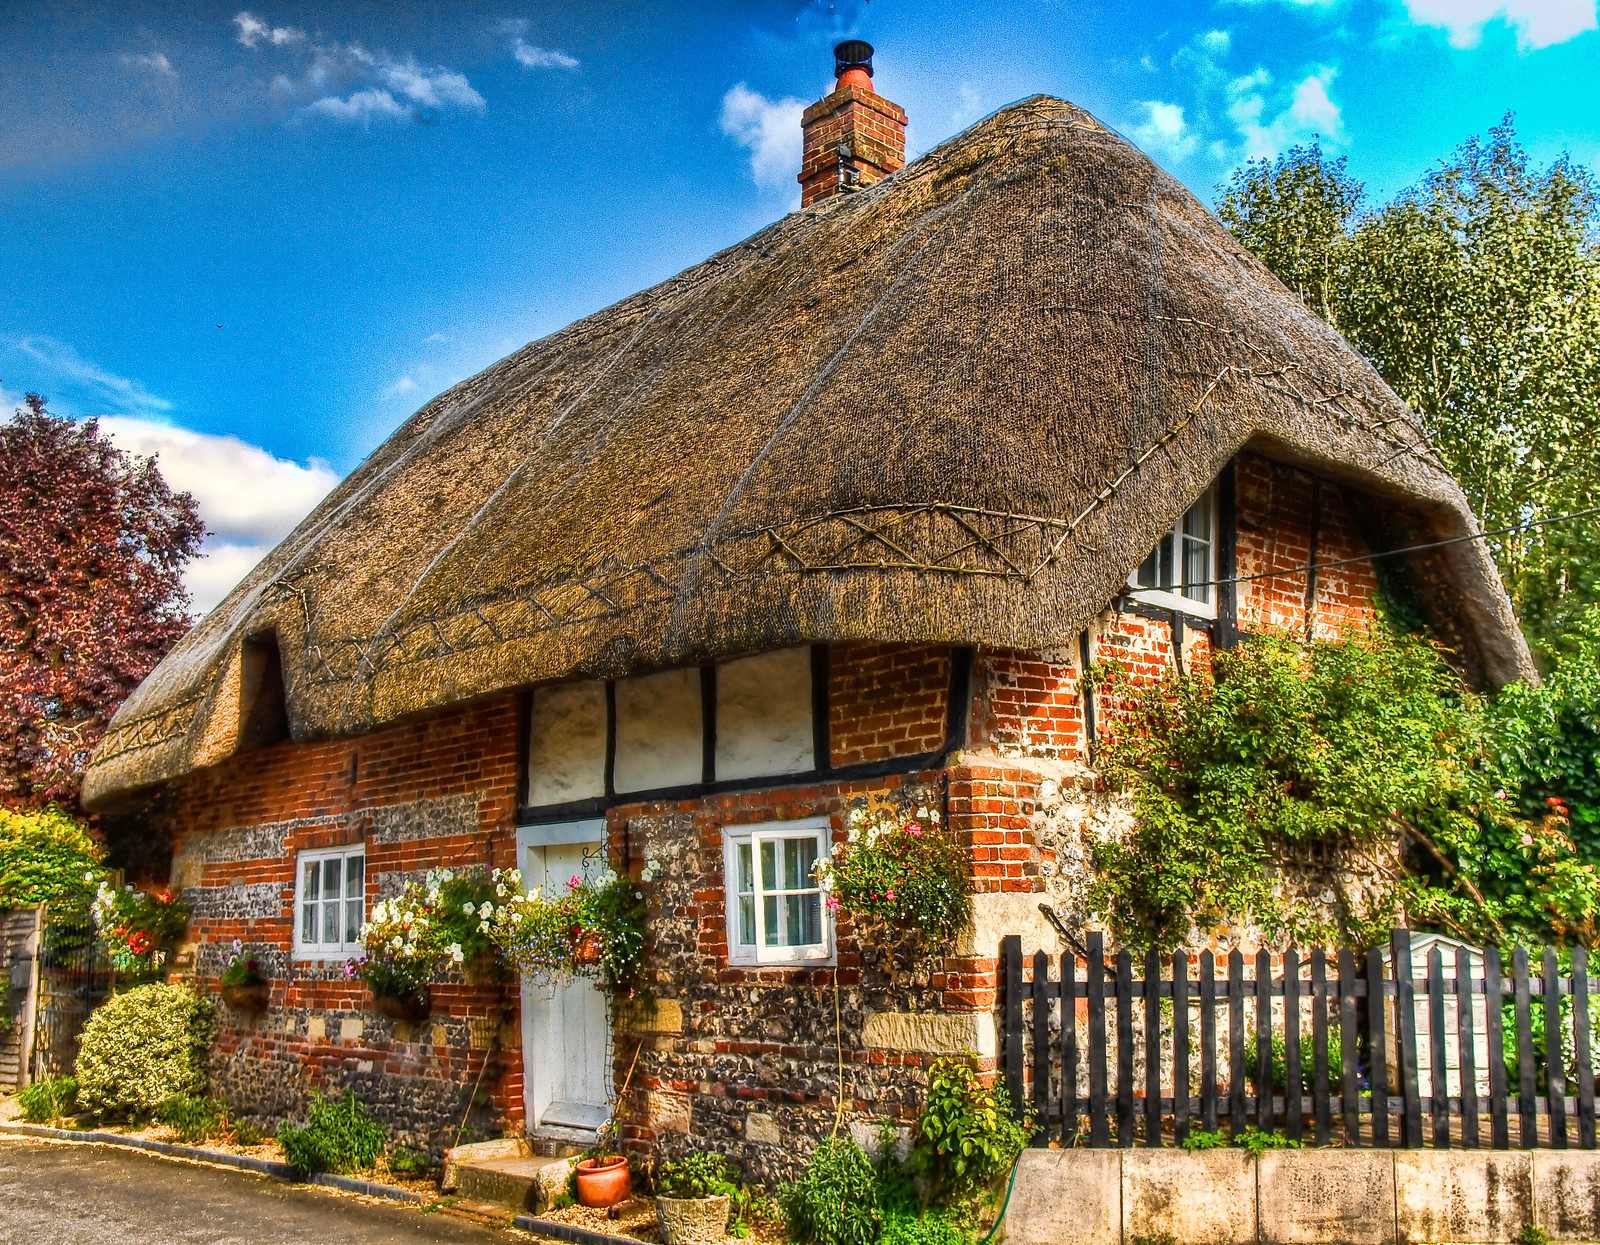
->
[{"left": 1000, "top": 929, "right": 1597, "bottom": 1149}]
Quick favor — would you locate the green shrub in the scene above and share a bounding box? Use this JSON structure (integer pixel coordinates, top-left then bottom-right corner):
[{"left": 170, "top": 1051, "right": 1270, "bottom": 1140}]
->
[
  {"left": 156, "top": 1094, "right": 229, "bottom": 1145},
  {"left": 276, "top": 1089, "right": 386, "bottom": 1175},
  {"left": 76, "top": 983, "right": 210, "bottom": 1119},
  {"left": 231, "top": 1118, "right": 265, "bottom": 1146},
  {"left": 16, "top": 1075, "right": 77, "bottom": 1123},
  {"left": 909, "top": 1060, "right": 1033, "bottom": 1208},
  {"left": 1179, "top": 1127, "right": 1228, "bottom": 1152},
  {"left": 878, "top": 1204, "right": 970, "bottom": 1245},
  {"left": 0, "top": 806, "right": 103, "bottom": 910},
  {"left": 779, "top": 1136, "right": 880, "bottom": 1245},
  {"left": 659, "top": 1151, "right": 740, "bottom": 1199},
  {"left": 384, "top": 1146, "right": 432, "bottom": 1179}
]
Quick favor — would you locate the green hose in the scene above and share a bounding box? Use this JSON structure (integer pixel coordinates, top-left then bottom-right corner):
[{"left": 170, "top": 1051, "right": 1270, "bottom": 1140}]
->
[{"left": 976, "top": 1154, "right": 1023, "bottom": 1245}]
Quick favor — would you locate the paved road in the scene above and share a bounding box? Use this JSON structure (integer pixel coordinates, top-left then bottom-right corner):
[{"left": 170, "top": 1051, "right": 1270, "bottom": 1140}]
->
[{"left": 0, "top": 1137, "right": 515, "bottom": 1244}]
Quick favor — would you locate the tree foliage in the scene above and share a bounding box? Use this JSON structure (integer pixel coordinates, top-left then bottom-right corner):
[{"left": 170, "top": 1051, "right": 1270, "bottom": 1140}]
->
[
  {"left": 0, "top": 805, "right": 104, "bottom": 910},
  {"left": 1218, "top": 121, "right": 1600, "bottom": 655},
  {"left": 0, "top": 394, "right": 203, "bottom": 809},
  {"left": 1091, "top": 629, "right": 1600, "bottom": 952}
]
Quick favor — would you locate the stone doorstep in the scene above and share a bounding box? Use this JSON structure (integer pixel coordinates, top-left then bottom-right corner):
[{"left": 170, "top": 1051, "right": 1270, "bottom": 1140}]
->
[{"left": 453, "top": 1152, "right": 573, "bottom": 1214}]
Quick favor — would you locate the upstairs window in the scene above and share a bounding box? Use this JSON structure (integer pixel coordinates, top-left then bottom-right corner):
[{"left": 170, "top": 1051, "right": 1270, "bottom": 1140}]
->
[
  {"left": 722, "top": 819, "right": 833, "bottom": 966},
  {"left": 295, "top": 845, "right": 365, "bottom": 958},
  {"left": 1129, "top": 488, "right": 1217, "bottom": 618}
]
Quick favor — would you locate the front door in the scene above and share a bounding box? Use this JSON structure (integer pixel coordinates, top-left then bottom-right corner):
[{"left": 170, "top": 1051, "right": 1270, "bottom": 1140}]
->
[{"left": 517, "top": 822, "right": 613, "bottom": 1135}]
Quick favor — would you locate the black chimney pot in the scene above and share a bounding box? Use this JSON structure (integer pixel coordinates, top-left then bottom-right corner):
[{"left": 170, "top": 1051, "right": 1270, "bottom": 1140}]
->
[{"left": 834, "top": 40, "right": 874, "bottom": 78}]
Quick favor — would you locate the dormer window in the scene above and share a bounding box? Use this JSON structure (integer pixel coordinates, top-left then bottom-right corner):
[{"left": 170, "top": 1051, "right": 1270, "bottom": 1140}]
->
[{"left": 1128, "top": 488, "right": 1217, "bottom": 618}]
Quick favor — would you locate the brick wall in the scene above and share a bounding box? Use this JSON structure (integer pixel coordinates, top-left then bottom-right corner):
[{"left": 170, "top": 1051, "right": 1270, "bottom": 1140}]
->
[{"left": 828, "top": 642, "right": 950, "bottom": 766}]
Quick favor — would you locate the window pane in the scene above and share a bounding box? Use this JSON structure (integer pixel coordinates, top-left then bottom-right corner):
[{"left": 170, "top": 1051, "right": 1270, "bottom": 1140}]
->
[
  {"left": 1158, "top": 532, "right": 1176, "bottom": 589},
  {"left": 795, "top": 838, "right": 818, "bottom": 890},
  {"left": 1182, "top": 535, "right": 1211, "bottom": 603},
  {"left": 346, "top": 898, "right": 363, "bottom": 945},
  {"left": 304, "top": 860, "right": 321, "bottom": 904},
  {"left": 763, "top": 894, "right": 780, "bottom": 946},
  {"left": 1183, "top": 494, "right": 1212, "bottom": 542},
  {"left": 345, "top": 853, "right": 364, "bottom": 895},
  {"left": 302, "top": 899, "right": 317, "bottom": 944},
  {"left": 800, "top": 892, "right": 821, "bottom": 945},
  {"left": 323, "top": 858, "right": 342, "bottom": 900},
  {"left": 738, "top": 844, "right": 753, "bottom": 896},
  {"left": 739, "top": 896, "right": 756, "bottom": 946},
  {"left": 760, "top": 841, "right": 776, "bottom": 895},
  {"left": 1137, "top": 547, "right": 1159, "bottom": 589},
  {"left": 323, "top": 899, "right": 339, "bottom": 944}
]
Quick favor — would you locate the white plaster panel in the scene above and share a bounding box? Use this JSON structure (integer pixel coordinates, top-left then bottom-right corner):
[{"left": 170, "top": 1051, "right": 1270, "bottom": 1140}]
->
[
  {"left": 715, "top": 648, "right": 814, "bottom": 781},
  {"left": 614, "top": 668, "right": 703, "bottom": 793},
  {"left": 528, "top": 682, "right": 607, "bottom": 806}
]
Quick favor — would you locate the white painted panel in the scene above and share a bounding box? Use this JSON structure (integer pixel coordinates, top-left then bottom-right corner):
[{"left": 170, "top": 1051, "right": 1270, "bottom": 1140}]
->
[
  {"left": 614, "top": 667, "right": 702, "bottom": 793},
  {"left": 716, "top": 648, "right": 815, "bottom": 781},
  {"left": 527, "top": 682, "right": 607, "bottom": 807}
]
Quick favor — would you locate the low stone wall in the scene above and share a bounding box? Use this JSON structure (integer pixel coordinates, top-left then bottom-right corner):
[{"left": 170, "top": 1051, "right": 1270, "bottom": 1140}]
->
[{"left": 1005, "top": 1147, "right": 1600, "bottom": 1245}]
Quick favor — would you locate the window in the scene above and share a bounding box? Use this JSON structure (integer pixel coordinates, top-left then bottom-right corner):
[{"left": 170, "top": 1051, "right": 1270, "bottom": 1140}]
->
[
  {"left": 722, "top": 819, "right": 833, "bottom": 966},
  {"left": 294, "top": 845, "right": 365, "bottom": 958},
  {"left": 1128, "top": 487, "right": 1217, "bottom": 617}
]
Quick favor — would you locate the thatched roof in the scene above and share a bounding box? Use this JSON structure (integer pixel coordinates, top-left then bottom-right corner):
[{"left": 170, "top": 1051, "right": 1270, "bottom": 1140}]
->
[{"left": 82, "top": 96, "right": 1531, "bottom": 808}]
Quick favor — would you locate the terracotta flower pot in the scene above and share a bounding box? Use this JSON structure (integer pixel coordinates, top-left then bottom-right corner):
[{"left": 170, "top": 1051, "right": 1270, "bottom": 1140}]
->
[
  {"left": 221, "top": 981, "right": 270, "bottom": 1012},
  {"left": 372, "top": 990, "right": 431, "bottom": 1023},
  {"left": 574, "top": 933, "right": 603, "bottom": 967},
  {"left": 574, "top": 1156, "right": 631, "bottom": 1207},
  {"left": 656, "top": 1194, "right": 731, "bottom": 1245}
]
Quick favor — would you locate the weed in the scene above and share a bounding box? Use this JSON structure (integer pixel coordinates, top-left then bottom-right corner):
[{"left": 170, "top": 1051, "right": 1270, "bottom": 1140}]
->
[
  {"left": 276, "top": 1089, "right": 386, "bottom": 1175},
  {"left": 16, "top": 1076, "right": 77, "bottom": 1124}
]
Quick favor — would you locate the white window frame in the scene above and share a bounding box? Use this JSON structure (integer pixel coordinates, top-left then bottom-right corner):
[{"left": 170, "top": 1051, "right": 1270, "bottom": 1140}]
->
[
  {"left": 293, "top": 844, "right": 366, "bottom": 960},
  {"left": 1127, "top": 487, "right": 1219, "bottom": 619},
  {"left": 721, "top": 817, "right": 834, "bottom": 967}
]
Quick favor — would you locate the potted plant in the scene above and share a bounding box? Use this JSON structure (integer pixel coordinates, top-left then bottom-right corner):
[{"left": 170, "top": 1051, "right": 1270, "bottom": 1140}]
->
[
  {"left": 654, "top": 1152, "right": 740, "bottom": 1245},
  {"left": 573, "top": 1122, "right": 632, "bottom": 1208},
  {"left": 220, "top": 940, "right": 270, "bottom": 1011},
  {"left": 486, "top": 866, "right": 646, "bottom": 986},
  {"left": 91, "top": 882, "right": 192, "bottom": 982}
]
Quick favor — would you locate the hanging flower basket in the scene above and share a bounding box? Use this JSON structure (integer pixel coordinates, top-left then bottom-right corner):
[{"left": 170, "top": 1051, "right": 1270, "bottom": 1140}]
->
[
  {"left": 221, "top": 981, "right": 271, "bottom": 1012},
  {"left": 573, "top": 931, "right": 603, "bottom": 967},
  {"left": 372, "top": 989, "right": 431, "bottom": 1023}
]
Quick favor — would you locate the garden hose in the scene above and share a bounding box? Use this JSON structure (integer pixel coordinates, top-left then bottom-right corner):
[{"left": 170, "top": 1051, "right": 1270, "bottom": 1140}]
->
[{"left": 976, "top": 1153, "right": 1022, "bottom": 1245}]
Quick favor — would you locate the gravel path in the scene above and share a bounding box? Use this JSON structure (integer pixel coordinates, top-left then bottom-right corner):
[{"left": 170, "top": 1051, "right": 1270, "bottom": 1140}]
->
[{"left": 0, "top": 1136, "right": 515, "bottom": 1244}]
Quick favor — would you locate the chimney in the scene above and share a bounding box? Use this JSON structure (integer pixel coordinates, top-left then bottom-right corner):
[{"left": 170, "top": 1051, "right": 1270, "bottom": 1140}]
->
[{"left": 798, "top": 40, "right": 907, "bottom": 208}]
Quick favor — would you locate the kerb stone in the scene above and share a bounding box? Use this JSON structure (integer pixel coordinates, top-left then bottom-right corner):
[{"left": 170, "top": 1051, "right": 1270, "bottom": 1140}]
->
[
  {"left": 1123, "top": 1148, "right": 1255, "bottom": 1245},
  {"left": 1395, "top": 1150, "right": 1531, "bottom": 1243},
  {"left": 1259, "top": 1149, "right": 1396, "bottom": 1245},
  {"left": 1006, "top": 1149, "right": 1120, "bottom": 1245},
  {"left": 1533, "top": 1150, "right": 1600, "bottom": 1240}
]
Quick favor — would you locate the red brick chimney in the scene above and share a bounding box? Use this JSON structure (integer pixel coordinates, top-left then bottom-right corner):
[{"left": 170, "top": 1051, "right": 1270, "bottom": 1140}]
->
[{"left": 798, "top": 41, "right": 907, "bottom": 208}]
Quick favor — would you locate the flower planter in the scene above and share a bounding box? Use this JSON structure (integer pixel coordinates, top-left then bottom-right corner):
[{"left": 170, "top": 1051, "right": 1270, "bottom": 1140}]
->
[
  {"left": 574, "top": 1156, "right": 631, "bottom": 1207},
  {"left": 574, "top": 933, "right": 603, "bottom": 967},
  {"left": 656, "top": 1193, "right": 731, "bottom": 1245},
  {"left": 372, "top": 990, "right": 431, "bottom": 1023},
  {"left": 220, "top": 981, "right": 270, "bottom": 1012}
]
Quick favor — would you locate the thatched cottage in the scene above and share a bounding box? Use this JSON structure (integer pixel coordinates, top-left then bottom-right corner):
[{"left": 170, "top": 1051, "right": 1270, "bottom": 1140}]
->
[{"left": 83, "top": 44, "right": 1529, "bottom": 1166}]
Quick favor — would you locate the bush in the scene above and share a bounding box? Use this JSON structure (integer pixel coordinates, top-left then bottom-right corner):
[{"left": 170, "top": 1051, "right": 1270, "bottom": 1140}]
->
[
  {"left": 156, "top": 1094, "right": 229, "bottom": 1145},
  {"left": 659, "top": 1152, "right": 741, "bottom": 1200},
  {"left": 780, "top": 1136, "right": 880, "bottom": 1245},
  {"left": 0, "top": 806, "right": 102, "bottom": 910},
  {"left": 276, "top": 1089, "right": 386, "bottom": 1175},
  {"left": 384, "top": 1146, "right": 432, "bottom": 1179},
  {"left": 909, "top": 1060, "right": 1032, "bottom": 1208},
  {"left": 16, "top": 1075, "right": 77, "bottom": 1123},
  {"left": 231, "top": 1118, "right": 265, "bottom": 1146},
  {"left": 76, "top": 983, "right": 210, "bottom": 1119}
]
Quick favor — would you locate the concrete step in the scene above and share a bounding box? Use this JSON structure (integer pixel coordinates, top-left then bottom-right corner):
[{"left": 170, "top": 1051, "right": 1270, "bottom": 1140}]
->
[{"left": 445, "top": 1138, "right": 573, "bottom": 1213}]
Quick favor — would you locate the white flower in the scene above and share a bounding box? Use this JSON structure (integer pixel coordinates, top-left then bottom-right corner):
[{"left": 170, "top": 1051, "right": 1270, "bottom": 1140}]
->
[
  {"left": 84, "top": 871, "right": 95, "bottom": 882},
  {"left": 391, "top": 936, "right": 404, "bottom": 950},
  {"left": 479, "top": 921, "right": 490, "bottom": 934},
  {"left": 479, "top": 902, "right": 493, "bottom": 918},
  {"left": 232, "top": 938, "right": 243, "bottom": 953},
  {"left": 448, "top": 943, "right": 464, "bottom": 964},
  {"left": 917, "top": 806, "right": 929, "bottom": 819},
  {"left": 463, "top": 902, "right": 477, "bottom": 916}
]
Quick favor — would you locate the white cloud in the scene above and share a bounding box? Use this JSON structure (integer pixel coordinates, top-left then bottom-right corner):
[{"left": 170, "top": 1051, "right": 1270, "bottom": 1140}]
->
[
  {"left": 720, "top": 84, "right": 806, "bottom": 196},
  {"left": 1199, "top": 29, "right": 1234, "bottom": 53},
  {"left": 1400, "top": 0, "right": 1597, "bottom": 48},
  {"left": 1228, "top": 65, "right": 1346, "bottom": 160},
  {"left": 123, "top": 52, "right": 176, "bottom": 77},
  {"left": 3, "top": 335, "right": 172, "bottom": 418},
  {"left": 1130, "top": 100, "right": 1198, "bottom": 160},
  {"left": 306, "top": 87, "right": 407, "bottom": 121},
  {"left": 382, "top": 373, "right": 419, "bottom": 399},
  {"left": 512, "top": 41, "right": 579, "bottom": 69},
  {"left": 234, "top": 11, "right": 306, "bottom": 48},
  {"left": 349, "top": 48, "right": 485, "bottom": 110},
  {"left": 98, "top": 416, "right": 340, "bottom": 613}
]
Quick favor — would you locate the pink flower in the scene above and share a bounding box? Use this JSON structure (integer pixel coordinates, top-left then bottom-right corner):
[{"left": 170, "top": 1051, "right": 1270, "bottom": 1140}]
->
[
  {"left": 570, "top": 875, "right": 581, "bottom": 889},
  {"left": 886, "top": 890, "right": 896, "bottom": 902},
  {"left": 905, "top": 822, "right": 922, "bottom": 836},
  {"left": 826, "top": 897, "right": 841, "bottom": 911}
]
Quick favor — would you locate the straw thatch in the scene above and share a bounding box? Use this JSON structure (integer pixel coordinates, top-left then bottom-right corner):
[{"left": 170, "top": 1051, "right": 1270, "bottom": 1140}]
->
[{"left": 82, "top": 96, "right": 1531, "bottom": 808}]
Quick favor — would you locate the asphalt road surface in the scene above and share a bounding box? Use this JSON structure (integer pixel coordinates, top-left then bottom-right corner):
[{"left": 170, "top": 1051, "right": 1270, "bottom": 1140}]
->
[{"left": 0, "top": 1137, "right": 515, "bottom": 1244}]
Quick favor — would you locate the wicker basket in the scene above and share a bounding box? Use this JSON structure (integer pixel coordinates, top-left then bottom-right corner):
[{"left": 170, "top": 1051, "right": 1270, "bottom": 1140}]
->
[{"left": 655, "top": 1194, "right": 730, "bottom": 1245}]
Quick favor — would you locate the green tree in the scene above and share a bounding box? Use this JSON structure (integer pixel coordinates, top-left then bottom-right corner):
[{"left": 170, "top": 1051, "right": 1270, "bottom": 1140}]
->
[
  {"left": 0, "top": 805, "right": 104, "bottom": 910},
  {"left": 1217, "top": 120, "right": 1600, "bottom": 656}
]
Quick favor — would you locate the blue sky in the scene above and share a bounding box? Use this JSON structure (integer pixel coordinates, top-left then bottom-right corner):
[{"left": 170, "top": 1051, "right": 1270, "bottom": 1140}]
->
[{"left": 2, "top": 0, "right": 1597, "bottom": 609}]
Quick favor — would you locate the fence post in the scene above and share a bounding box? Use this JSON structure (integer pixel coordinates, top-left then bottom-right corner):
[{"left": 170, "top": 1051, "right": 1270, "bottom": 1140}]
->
[
  {"left": 1174, "top": 952, "right": 1190, "bottom": 1145},
  {"left": 1144, "top": 950, "right": 1161, "bottom": 1147},
  {"left": 1311, "top": 948, "right": 1330, "bottom": 1146},
  {"left": 1200, "top": 950, "right": 1218, "bottom": 1134},
  {"left": 1338, "top": 949, "right": 1360, "bottom": 1145},
  {"left": 1544, "top": 946, "right": 1568, "bottom": 1149},
  {"left": 1367, "top": 947, "right": 1391, "bottom": 1147},
  {"left": 1062, "top": 949, "right": 1079, "bottom": 1146},
  {"left": 1256, "top": 948, "right": 1274, "bottom": 1134},
  {"left": 1285, "top": 947, "right": 1303, "bottom": 1143},
  {"left": 1574, "top": 945, "right": 1595, "bottom": 1150},
  {"left": 1457, "top": 944, "right": 1480, "bottom": 1149},
  {"left": 1485, "top": 943, "right": 1510, "bottom": 1150},
  {"left": 1032, "top": 949, "right": 1050, "bottom": 1145},
  {"left": 1003, "top": 935, "right": 1024, "bottom": 1121},
  {"left": 1229, "top": 950, "right": 1246, "bottom": 1135},
  {"left": 1088, "top": 931, "right": 1109, "bottom": 1147},
  {"left": 1428, "top": 947, "right": 1449, "bottom": 1149},
  {"left": 1391, "top": 929, "right": 1423, "bottom": 1148},
  {"left": 1514, "top": 946, "right": 1537, "bottom": 1149},
  {"left": 1116, "top": 949, "right": 1134, "bottom": 1147}
]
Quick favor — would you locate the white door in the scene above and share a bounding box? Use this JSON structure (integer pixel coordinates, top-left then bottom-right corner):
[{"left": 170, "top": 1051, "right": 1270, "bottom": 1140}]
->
[{"left": 517, "top": 822, "right": 613, "bottom": 1134}]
